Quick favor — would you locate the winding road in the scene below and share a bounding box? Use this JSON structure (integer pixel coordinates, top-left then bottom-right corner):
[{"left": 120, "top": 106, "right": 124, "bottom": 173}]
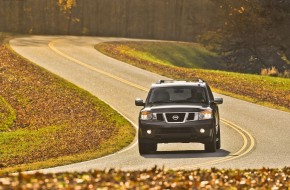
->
[{"left": 10, "top": 36, "right": 290, "bottom": 172}]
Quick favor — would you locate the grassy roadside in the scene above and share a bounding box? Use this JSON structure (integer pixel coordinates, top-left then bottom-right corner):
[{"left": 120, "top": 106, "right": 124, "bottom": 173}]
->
[
  {"left": 0, "top": 42, "right": 135, "bottom": 173},
  {"left": 95, "top": 41, "right": 290, "bottom": 112},
  {"left": 110, "top": 41, "right": 224, "bottom": 70},
  {"left": 0, "top": 96, "right": 16, "bottom": 132}
]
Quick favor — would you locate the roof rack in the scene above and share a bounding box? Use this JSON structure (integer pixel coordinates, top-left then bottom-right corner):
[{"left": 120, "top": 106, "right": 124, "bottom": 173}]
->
[
  {"left": 189, "top": 79, "right": 206, "bottom": 83},
  {"left": 198, "top": 79, "right": 205, "bottom": 83},
  {"left": 156, "top": 80, "right": 186, "bottom": 84},
  {"left": 156, "top": 79, "right": 205, "bottom": 84}
]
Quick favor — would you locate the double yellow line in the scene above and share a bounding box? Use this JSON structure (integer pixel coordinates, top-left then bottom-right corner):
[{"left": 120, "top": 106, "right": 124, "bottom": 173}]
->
[
  {"left": 181, "top": 119, "right": 255, "bottom": 169},
  {"left": 48, "top": 39, "right": 255, "bottom": 168},
  {"left": 48, "top": 41, "right": 148, "bottom": 92}
]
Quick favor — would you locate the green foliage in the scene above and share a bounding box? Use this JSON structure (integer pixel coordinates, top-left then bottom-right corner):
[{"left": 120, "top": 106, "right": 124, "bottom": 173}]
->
[
  {"left": 0, "top": 167, "right": 288, "bottom": 189},
  {"left": 0, "top": 45, "right": 135, "bottom": 171},
  {"left": 0, "top": 96, "right": 16, "bottom": 132},
  {"left": 96, "top": 42, "right": 290, "bottom": 112}
]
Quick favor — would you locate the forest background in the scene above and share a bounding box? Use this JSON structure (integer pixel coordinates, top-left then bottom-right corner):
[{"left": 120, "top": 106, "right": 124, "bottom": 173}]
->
[{"left": 1, "top": 0, "right": 289, "bottom": 75}]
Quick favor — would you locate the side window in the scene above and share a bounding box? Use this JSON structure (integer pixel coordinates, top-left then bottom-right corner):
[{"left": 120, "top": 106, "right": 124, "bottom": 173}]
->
[{"left": 206, "top": 85, "right": 214, "bottom": 102}]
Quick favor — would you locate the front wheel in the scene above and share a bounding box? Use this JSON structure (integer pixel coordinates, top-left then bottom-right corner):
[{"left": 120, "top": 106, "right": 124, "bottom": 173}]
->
[
  {"left": 204, "top": 128, "right": 217, "bottom": 153},
  {"left": 138, "top": 141, "right": 157, "bottom": 155},
  {"left": 216, "top": 125, "right": 221, "bottom": 150},
  {"left": 138, "top": 129, "right": 157, "bottom": 155}
]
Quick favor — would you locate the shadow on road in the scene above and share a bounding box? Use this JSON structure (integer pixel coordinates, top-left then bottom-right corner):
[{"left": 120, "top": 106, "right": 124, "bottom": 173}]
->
[
  {"left": 142, "top": 149, "right": 230, "bottom": 159},
  {"left": 11, "top": 37, "right": 52, "bottom": 47}
]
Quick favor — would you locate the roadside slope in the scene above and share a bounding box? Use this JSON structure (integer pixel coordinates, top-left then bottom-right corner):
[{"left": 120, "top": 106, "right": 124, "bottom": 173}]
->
[
  {"left": 0, "top": 96, "right": 15, "bottom": 132},
  {"left": 0, "top": 44, "right": 135, "bottom": 172},
  {"left": 96, "top": 41, "right": 290, "bottom": 112}
]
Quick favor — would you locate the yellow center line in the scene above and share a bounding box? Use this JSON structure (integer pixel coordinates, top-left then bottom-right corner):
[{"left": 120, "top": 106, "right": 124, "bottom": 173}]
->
[
  {"left": 48, "top": 39, "right": 255, "bottom": 168},
  {"left": 48, "top": 41, "right": 148, "bottom": 92},
  {"left": 221, "top": 119, "right": 255, "bottom": 157},
  {"left": 180, "top": 119, "right": 253, "bottom": 169}
]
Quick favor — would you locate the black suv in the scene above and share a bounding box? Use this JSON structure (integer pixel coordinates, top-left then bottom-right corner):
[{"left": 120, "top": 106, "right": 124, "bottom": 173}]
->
[{"left": 135, "top": 80, "right": 223, "bottom": 155}]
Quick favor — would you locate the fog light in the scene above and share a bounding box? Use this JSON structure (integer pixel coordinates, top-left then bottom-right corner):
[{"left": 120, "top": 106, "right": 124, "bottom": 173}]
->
[
  {"left": 200, "top": 128, "right": 205, "bottom": 133},
  {"left": 147, "top": 130, "right": 152, "bottom": 134}
]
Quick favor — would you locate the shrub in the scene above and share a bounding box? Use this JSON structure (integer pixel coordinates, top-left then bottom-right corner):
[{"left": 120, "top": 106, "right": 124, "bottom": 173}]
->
[
  {"left": 261, "top": 67, "right": 290, "bottom": 78},
  {"left": 260, "top": 68, "right": 268, "bottom": 76},
  {"left": 283, "top": 70, "right": 290, "bottom": 78},
  {"left": 261, "top": 66, "right": 279, "bottom": 77}
]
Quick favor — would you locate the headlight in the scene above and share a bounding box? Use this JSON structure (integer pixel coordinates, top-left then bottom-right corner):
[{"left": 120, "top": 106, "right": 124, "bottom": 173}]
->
[
  {"left": 141, "top": 111, "right": 153, "bottom": 120},
  {"left": 199, "top": 109, "right": 213, "bottom": 120}
]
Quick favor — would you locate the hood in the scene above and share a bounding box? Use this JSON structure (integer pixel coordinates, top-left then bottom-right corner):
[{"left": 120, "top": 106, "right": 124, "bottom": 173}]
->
[{"left": 143, "top": 104, "right": 210, "bottom": 113}]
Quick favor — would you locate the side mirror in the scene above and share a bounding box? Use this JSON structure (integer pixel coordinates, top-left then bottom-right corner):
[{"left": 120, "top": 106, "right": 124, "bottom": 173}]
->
[
  {"left": 135, "top": 98, "right": 145, "bottom": 106},
  {"left": 213, "top": 98, "right": 223, "bottom": 104}
]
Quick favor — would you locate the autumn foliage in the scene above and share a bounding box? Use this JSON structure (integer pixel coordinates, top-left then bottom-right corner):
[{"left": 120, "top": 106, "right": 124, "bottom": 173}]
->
[
  {"left": 57, "top": 0, "right": 76, "bottom": 12},
  {"left": 0, "top": 45, "right": 134, "bottom": 170},
  {"left": 0, "top": 167, "right": 288, "bottom": 189}
]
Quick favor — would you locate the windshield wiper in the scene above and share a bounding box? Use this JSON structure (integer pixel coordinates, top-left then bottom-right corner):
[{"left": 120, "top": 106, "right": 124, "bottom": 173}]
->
[
  {"left": 148, "top": 100, "right": 172, "bottom": 104},
  {"left": 170, "top": 100, "right": 205, "bottom": 103}
]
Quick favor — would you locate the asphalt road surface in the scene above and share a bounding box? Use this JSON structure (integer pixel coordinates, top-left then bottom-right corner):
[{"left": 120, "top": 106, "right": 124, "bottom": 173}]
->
[{"left": 9, "top": 36, "right": 290, "bottom": 172}]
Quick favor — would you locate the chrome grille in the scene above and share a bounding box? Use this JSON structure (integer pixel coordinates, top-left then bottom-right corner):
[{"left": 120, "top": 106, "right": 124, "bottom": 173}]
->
[
  {"left": 159, "top": 112, "right": 197, "bottom": 123},
  {"left": 156, "top": 113, "right": 164, "bottom": 121},
  {"left": 165, "top": 113, "right": 186, "bottom": 123},
  {"left": 187, "top": 113, "right": 195, "bottom": 121}
]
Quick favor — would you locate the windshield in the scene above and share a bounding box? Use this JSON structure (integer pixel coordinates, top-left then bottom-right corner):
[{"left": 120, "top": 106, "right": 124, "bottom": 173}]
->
[{"left": 147, "top": 86, "right": 207, "bottom": 104}]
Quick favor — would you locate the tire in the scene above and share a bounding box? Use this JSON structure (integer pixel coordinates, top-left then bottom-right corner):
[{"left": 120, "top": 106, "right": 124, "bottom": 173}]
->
[
  {"left": 138, "top": 129, "right": 157, "bottom": 155},
  {"left": 204, "top": 128, "right": 217, "bottom": 153},
  {"left": 138, "top": 141, "right": 149, "bottom": 155},
  {"left": 138, "top": 141, "right": 157, "bottom": 155},
  {"left": 216, "top": 125, "right": 221, "bottom": 150}
]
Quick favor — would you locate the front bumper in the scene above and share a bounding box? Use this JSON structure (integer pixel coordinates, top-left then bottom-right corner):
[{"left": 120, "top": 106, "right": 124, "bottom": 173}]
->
[{"left": 139, "top": 119, "right": 214, "bottom": 143}]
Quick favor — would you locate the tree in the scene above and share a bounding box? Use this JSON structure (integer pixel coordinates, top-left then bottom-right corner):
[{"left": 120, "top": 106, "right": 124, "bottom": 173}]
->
[
  {"left": 57, "top": 0, "right": 78, "bottom": 34},
  {"left": 208, "top": 0, "right": 290, "bottom": 73}
]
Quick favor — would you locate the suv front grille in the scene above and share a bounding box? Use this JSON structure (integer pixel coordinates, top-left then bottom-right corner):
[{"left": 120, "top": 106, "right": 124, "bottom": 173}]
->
[
  {"left": 153, "top": 112, "right": 196, "bottom": 123},
  {"left": 187, "top": 113, "right": 195, "bottom": 121},
  {"left": 156, "top": 113, "right": 164, "bottom": 121},
  {"left": 165, "top": 113, "right": 186, "bottom": 123}
]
